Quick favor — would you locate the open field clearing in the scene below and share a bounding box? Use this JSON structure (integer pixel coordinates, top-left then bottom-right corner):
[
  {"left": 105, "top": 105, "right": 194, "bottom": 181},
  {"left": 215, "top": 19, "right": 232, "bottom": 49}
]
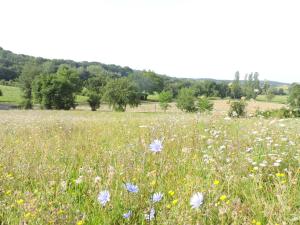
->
[{"left": 0, "top": 111, "right": 299, "bottom": 224}]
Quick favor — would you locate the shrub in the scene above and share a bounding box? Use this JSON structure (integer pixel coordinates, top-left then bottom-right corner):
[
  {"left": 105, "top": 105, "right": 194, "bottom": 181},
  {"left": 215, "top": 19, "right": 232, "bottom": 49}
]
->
[
  {"left": 288, "top": 83, "right": 300, "bottom": 109},
  {"left": 87, "top": 92, "right": 101, "bottom": 111},
  {"left": 228, "top": 100, "right": 247, "bottom": 117},
  {"left": 158, "top": 91, "right": 173, "bottom": 111},
  {"left": 197, "top": 96, "right": 214, "bottom": 113},
  {"left": 255, "top": 108, "right": 300, "bottom": 118},
  {"left": 0, "top": 88, "right": 2, "bottom": 96},
  {"left": 176, "top": 88, "right": 197, "bottom": 112}
]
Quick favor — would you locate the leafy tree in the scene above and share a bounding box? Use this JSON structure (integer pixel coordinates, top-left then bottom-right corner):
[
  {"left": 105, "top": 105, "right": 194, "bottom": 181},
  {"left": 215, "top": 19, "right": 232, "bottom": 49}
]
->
[
  {"left": 18, "top": 61, "right": 41, "bottom": 109},
  {"left": 85, "top": 75, "right": 107, "bottom": 111},
  {"left": 288, "top": 83, "right": 300, "bottom": 109},
  {"left": 0, "top": 88, "right": 2, "bottom": 96},
  {"left": 266, "top": 87, "right": 275, "bottom": 102},
  {"left": 230, "top": 71, "right": 242, "bottom": 99},
  {"left": 33, "top": 65, "right": 81, "bottom": 110},
  {"left": 102, "top": 78, "right": 141, "bottom": 112},
  {"left": 176, "top": 88, "right": 197, "bottom": 112},
  {"left": 198, "top": 97, "right": 214, "bottom": 113},
  {"left": 158, "top": 90, "right": 173, "bottom": 111}
]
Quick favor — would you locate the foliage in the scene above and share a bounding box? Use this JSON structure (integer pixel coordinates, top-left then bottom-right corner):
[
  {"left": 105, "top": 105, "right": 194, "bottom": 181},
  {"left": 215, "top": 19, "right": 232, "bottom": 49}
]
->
[
  {"left": 176, "top": 88, "right": 197, "bottom": 112},
  {"left": 243, "top": 72, "right": 260, "bottom": 99},
  {"left": 228, "top": 100, "right": 247, "bottom": 117},
  {"left": 0, "top": 88, "right": 2, "bottom": 96},
  {"left": 87, "top": 92, "right": 101, "bottom": 111},
  {"left": 158, "top": 90, "right": 173, "bottom": 111},
  {"left": 197, "top": 96, "right": 214, "bottom": 113},
  {"left": 230, "top": 71, "right": 243, "bottom": 99},
  {"left": 102, "top": 78, "right": 141, "bottom": 112},
  {"left": 33, "top": 66, "right": 81, "bottom": 110},
  {"left": 288, "top": 83, "right": 300, "bottom": 109},
  {"left": 255, "top": 107, "right": 300, "bottom": 118}
]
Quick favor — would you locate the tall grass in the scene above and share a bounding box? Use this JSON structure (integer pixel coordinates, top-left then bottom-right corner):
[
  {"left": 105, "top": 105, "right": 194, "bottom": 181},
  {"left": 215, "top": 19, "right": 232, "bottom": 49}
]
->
[{"left": 0, "top": 111, "right": 299, "bottom": 224}]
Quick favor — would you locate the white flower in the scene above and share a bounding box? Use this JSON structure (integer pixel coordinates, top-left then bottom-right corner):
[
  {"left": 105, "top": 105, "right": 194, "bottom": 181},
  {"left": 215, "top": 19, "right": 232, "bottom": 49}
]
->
[
  {"left": 94, "top": 176, "right": 101, "bottom": 183},
  {"left": 75, "top": 176, "right": 83, "bottom": 184},
  {"left": 149, "top": 140, "right": 163, "bottom": 153},
  {"left": 190, "top": 192, "right": 204, "bottom": 209},
  {"left": 145, "top": 208, "right": 155, "bottom": 221},
  {"left": 98, "top": 190, "right": 110, "bottom": 206},
  {"left": 151, "top": 192, "right": 163, "bottom": 203}
]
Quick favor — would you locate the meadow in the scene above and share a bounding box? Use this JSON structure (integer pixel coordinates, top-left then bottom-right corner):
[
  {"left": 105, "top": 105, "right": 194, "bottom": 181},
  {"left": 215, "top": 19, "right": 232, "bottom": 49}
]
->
[{"left": 0, "top": 110, "right": 299, "bottom": 224}]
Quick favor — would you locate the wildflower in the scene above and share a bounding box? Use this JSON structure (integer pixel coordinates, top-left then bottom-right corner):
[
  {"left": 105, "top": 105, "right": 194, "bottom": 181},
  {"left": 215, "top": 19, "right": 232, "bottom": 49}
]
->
[
  {"left": 152, "top": 192, "right": 163, "bottom": 203},
  {"left": 149, "top": 139, "right": 163, "bottom": 153},
  {"left": 145, "top": 208, "right": 155, "bottom": 221},
  {"left": 75, "top": 176, "right": 83, "bottom": 184},
  {"left": 166, "top": 204, "right": 171, "bottom": 209},
  {"left": 276, "top": 173, "right": 285, "bottom": 177},
  {"left": 5, "top": 190, "right": 11, "bottom": 196},
  {"left": 168, "top": 190, "right": 175, "bottom": 196},
  {"left": 17, "top": 199, "right": 24, "bottom": 205},
  {"left": 94, "top": 176, "right": 101, "bottom": 183},
  {"left": 213, "top": 180, "right": 220, "bottom": 185},
  {"left": 24, "top": 212, "right": 31, "bottom": 219},
  {"left": 150, "top": 180, "right": 156, "bottom": 187},
  {"left": 172, "top": 199, "right": 178, "bottom": 205},
  {"left": 124, "top": 183, "right": 139, "bottom": 193},
  {"left": 220, "top": 195, "right": 227, "bottom": 201},
  {"left": 273, "top": 162, "right": 280, "bottom": 167},
  {"left": 190, "top": 192, "right": 204, "bottom": 209},
  {"left": 123, "top": 210, "right": 132, "bottom": 219},
  {"left": 77, "top": 220, "right": 84, "bottom": 225},
  {"left": 97, "top": 190, "right": 110, "bottom": 206}
]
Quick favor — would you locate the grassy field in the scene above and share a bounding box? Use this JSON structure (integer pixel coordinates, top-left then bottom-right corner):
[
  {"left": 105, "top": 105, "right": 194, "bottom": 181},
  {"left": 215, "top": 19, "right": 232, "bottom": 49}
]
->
[
  {"left": 0, "top": 111, "right": 299, "bottom": 224},
  {"left": 256, "top": 95, "right": 288, "bottom": 104},
  {"left": 0, "top": 85, "right": 22, "bottom": 105}
]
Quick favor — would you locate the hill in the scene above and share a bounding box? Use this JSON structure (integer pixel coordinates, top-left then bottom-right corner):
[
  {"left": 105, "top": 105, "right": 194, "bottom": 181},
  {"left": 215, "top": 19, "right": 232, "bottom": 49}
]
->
[{"left": 0, "top": 47, "right": 290, "bottom": 87}]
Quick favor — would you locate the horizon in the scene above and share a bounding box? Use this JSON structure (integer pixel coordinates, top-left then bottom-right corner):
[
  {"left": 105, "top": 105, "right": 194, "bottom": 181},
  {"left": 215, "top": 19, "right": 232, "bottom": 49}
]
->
[{"left": 1, "top": 0, "right": 300, "bottom": 83}]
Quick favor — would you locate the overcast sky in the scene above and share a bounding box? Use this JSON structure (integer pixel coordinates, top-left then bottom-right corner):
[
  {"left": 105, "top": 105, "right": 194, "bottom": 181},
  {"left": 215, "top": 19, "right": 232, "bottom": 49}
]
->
[{"left": 1, "top": 0, "right": 299, "bottom": 83}]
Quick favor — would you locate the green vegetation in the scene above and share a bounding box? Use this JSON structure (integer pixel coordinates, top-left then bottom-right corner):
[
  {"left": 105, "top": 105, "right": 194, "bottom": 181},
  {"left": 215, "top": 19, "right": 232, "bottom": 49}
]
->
[
  {"left": 197, "top": 96, "right": 214, "bottom": 113},
  {"left": 228, "top": 100, "right": 247, "bottom": 117},
  {"left": 176, "top": 88, "right": 197, "bottom": 112},
  {"left": 158, "top": 90, "right": 173, "bottom": 111},
  {"left": 0, "top": 85, "right": 22, "bottom": 105},
  {"left": 0, "top": 111, "right": 299, "bottom": 224},
  {"left": 256, "top": 95, "right": 287, "bottom": 104},
  {"left": 288, "top": 83, "right": 300, "bottom": 109}
]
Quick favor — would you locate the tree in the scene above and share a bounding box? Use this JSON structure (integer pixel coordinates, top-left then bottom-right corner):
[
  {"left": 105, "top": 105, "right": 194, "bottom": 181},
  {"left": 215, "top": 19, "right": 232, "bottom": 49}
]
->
[
  {"left": 198, "top": 97, "right": 214, "bottom": 113},
  {"left": 230, "top": 71, "right": 242, "bottom": 99},
  {"left": 0, "top": 88, "right": 2, "bottom": 96},
  {"left": 158, "top": 90, "right": 173, "bottom": 111},
  {"left": 102, "top": 78, "right": 141, "bottom": 112},
  {"left": 18, "top": 61, "right": 41, "bottom": 109},
  {"left": 266, "top": 87, "right": 275, "bottom": 102},
  {"left": 85, "top": 75, "right": 107, "bottom": 111},
  {"left": 33, "top": 65, "right": 81, "bottom": 110},
  {"left": 176, "top": 88, "right": 197, "bottom": 112},
  {"left": 288, "top": 83, "right": 300, "bottom": 109}
]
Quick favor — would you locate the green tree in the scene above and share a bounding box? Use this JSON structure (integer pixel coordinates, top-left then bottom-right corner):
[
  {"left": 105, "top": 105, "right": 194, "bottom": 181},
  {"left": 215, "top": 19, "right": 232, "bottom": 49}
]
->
[
  {"left": 102, "top": 78, "right": 141, "bottom": 112},
  {"left": 0, "top": 88, "right": 2, "bottom": 96},
  {"left": 266, "top": 87, "right": 275, "bottom": 102},
  {"left": 85, "top": 75, "right": 107, "bottom": 111},
  {"left": 33, "top": 66, "right": 81, "bottom": 110},
  {"left": 176, "top": 88, "right": 197, "bottom": 112},
  {"left": 158, "top": 90, "right": 173, "bottom": 111},
  {"left": 198, "top": 96, "right": 214, "bottom": 113},
  {"left": 18, "top": 61, "right": 41, "bottom": 109},
  {"left": 288, "top": 83, "right": 300, "bottom": 109},
  {"left": 230, "top": 71, "right": 242, "bottom": 99}
]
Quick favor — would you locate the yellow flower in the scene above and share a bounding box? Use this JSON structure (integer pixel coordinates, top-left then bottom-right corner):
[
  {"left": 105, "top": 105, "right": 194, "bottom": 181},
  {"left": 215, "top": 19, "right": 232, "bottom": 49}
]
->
[
  {"left": 172, "top": 199, "right": 178, "bottom": 205},
  {"left": 166, "top": 204, "right": 171, "bottom": 209},
  {"left": 24, "top": 212, "right": 31, "bottom": 219},
  {"left": 213, "top": 180, "right": 220, "bottom": 185},
  {"left": 276, "top": 173, "right": 285, "bottom": 177},
  {"left": 256, "top": 222, "right": 261, "bottom": 225},
  {"left": 168, "top": 190, "right": 175, "bottom": 197},
  {"left": 252, "top": 219, "right": 256, "bottom": 224},
  {"left": 17, "top": 199, "right": 24, "bottom": 205},
  {"left": 150, "top": 180, "right": 156, "bottom": 187},
  {"left": 5, "top": 190, "right": 11, "bottom": 196},
  {"left": 58, "top": 209, "right": 64, "bottom": 215},
  {"left": 77, "top": 220, "right": 84, "bottom": 225},
  {"left": 220, "top": 195, "right": 227, "bottom": 201}
]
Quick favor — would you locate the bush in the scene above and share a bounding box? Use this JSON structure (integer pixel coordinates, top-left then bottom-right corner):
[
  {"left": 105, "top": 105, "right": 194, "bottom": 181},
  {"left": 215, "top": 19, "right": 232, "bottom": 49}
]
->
[
  {"left": 176, "top": 88, "right": 197, "bottom": 112},
  {"left": 228, "top": 100, "right": 247, "bottom": 117},
  {"left": 255, "top": 108, "right": 300, "bottom": 118},
  {"left": 158, "top": 91, "right": 173, "bottom": 111},
  {"left": 87, "top": 92, "right": 101, "bottom": 111},
  {"left": 288, "top": 83, "right": 300, "bottom": 109},
  {"left": 0, "top": 88, "right": 2, "bottom": 96},
  {"left": 198, "top": 96, "right": 213, "bottom": 113}
]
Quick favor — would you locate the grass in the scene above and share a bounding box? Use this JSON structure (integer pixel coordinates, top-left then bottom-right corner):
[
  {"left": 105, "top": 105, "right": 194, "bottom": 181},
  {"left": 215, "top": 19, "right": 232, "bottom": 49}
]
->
[
  {"left": 0, "top": 85, "right": 22, "bottom": 105},
  {"left": 0, "top": 111, "right": 299, "bottom": 224},
  {"left": 0, "top": 85, "right": 88, "bottom": 106},
  {"left": 256, "top": 95, "right": 288, "bottom": 104}
]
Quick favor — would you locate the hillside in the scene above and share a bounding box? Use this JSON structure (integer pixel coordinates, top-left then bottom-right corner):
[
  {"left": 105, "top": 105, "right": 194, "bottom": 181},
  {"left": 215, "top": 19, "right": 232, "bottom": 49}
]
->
[{"left": 0, "top": 47, "right": 290, "bottom": 86}]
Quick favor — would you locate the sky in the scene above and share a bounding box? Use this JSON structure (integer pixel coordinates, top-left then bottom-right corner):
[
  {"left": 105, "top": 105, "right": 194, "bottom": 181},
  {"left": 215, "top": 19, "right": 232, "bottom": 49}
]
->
[{"left": 0, "top": 0, "right": 299, "bottom": 83}]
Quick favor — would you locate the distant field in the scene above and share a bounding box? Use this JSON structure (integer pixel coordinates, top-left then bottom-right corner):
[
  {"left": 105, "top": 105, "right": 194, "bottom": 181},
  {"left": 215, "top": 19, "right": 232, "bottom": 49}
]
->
[
  {"left": 0, "top": 85, "right": 22, "bottom": 105},
  {"left": 0, "top": 111, "right": 299, "bottom": 224},
  {"left": 256, "top": 95, "right": 288, "bottom": 104}
]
